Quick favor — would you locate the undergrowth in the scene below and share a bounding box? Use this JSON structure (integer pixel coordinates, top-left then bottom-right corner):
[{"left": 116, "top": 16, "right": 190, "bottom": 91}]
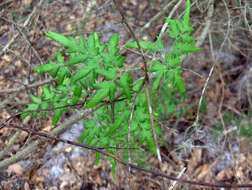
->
[
  {"left": 21, "top": 0, "right": 201, "bottom": 176},
  {"left": 213, "top": 113, "right": 252, "bottom": 143}
]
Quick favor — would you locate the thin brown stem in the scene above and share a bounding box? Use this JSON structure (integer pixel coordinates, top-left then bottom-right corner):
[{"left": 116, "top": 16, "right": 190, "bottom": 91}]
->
[{"left": 113, "top": 0, "right": 161, "bottom": 163}]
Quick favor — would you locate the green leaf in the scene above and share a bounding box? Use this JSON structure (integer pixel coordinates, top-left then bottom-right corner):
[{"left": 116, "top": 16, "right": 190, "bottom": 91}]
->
[
  {"left": 73, "top": 85, "right": 82, "bottom": 98},
  {"left": 94, "top": 32, "right": 106, "bottom": 53},
  {"left": 46, "top": 31, "right": 78, "bottom": 51},
  {"left": 30, "top": 104, "right": 40, "bottom": 118},
  {"left": 57, "top": 67, "right": 67, "bottom": 85},
  {"left": 106, "top": 117, "right": 124, "bottom": 136},
  {"left": 52, "top": 109, "right": 63, "bottom": 126},
  {"left": 113, "top": 56, "right": 125, "bottom": 68},
  {"left": 118, "top": 74, "right": 132, "bottom": 99},
  {"left": 147, "top": 138, "right": 156, "bottom": 155},
  {"left": 71, "top": 96, "right": 79, "bottom": 104},
  {"left": 78, "top": 130, "right": 88, "bottom": 143},
  {"left": 133, "top": 78, "right": 144, "bottom": 91},
  {"left": 111, "top": 159, "right": 116, "bottom": 179},
  {"left": 108, "top": 82, "right": 117, "bottom": 102},
  {"left": 166, "top": 19, "right": 180, "bottom": 39},
  {"left": 170, "top": 48, "right": 181, "bottom": 57},
  {"left": 96, "top": 68, "right": 117, "bottom": 80},
  {"left": 165, "top": 55, "right": 182, "bottom": 67},
  {"left": 152, "top": 70, "right": 164, "bottom": 93},
  {"left": 108, "top": 33, "right": 119, "bottom": 56},
  {"left": 87, "top": 34, "right": 97, "bottom": 55},
  {"left": 78, "top": 36, "right": 86, "bottom": 52},
  {"left": 180, "top": 33, "right": 195, "bottom": 43},
  {"left": 71, "top": 85, "right": 82, "bottom": 104},
  {"left": 82, "top": 91, "right": 87, "bottom": 99},
  {"left": 66, "top": 54, "right": 88, "bottom": 66},
  {"left": 87, "top": 56, "right": 100, "bottom": 67},
  {"left": 21, "top": 112, "right": 30, "bottom": 120},
  {"left": 34, "top": 62, "right": 59, "bottom": 73},
  {"left": 85, "top": 132, "right": 95, "bottom": 145},
  {"left": 52, "top": 99, "right": 69, "bottom": 126},
  {"left": 166, "top": 69, "right": 175, "bottom": 83},
  {"left": 105, "top": 124, "right": 117, "bottom": 137},
  {"left": 176, "top": 42, "right": 201, "bottom": 54},
  {"left": 93, "top": 32, "right": 101, "bottom": 47},
  {"left": 41, "top": 102, "right": 50, "bottom": 119},
  {"left": 41, "top": 86, "right": 52, "bottom": 100},
  {"left": 102, "top": 52, "right": 125, "bottom": 68},
  {"left": 174, "top": 73, "right": 185, "bottom": 94},
  {"left": 56, "top": 51, "right": 64, "bottom": 64},
  {"left": 79, "top": 78, "right": 88, "bottom": 89},
  {"left": 88, "top": 70, "right": 96, "bottom": 86},
  {"left": 85, "top": 88, "right": 109, "bottom": 108},
  {"left": 175, "top": 20, "right": 184, "bottom": 33},
  {"left": 71, "top": 66, "right": 93, "bottom": 83},
  {"left": 56, "top": 84, "right": 69, "bottom": 96},
  {"left": 51, "top": 62, "right": 60, "bottom": 78},
  {"left": 149, "top": 61, "right": 166, "bottom": 72},
  {"left": 156, "top": 36, "right": 164, "bottom": 50},
  {"left": 136, "top": 92, "right": 147, "bottom": 107},
  {"left": 95, "top": 152, "right": 100, "bottom": 166},
  {"left": 183, "top": 0, "right": 191, "bottom": 28},
  {"left": 183, "top": 24, "right": 194, "bottom": 33},
  {"left": 27, "top": 104, "right": 40, "bottom": 118},
  {"left": 93, "top": 81, "right": 113, "bottom": 89},
  {"left": 30, "top": 94, "right": 42, "bottom": 104},
  {"left": 21, "top": 103, "right": 39, "bottom": 119},
  {"left": 125, "top": 41, "right": 158, "bottom": 52}
]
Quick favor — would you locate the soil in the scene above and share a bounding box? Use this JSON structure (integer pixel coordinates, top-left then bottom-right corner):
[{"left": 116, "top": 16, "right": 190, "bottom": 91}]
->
[{"left": 0, "top": 0, "right": 251, "bottom": 189}]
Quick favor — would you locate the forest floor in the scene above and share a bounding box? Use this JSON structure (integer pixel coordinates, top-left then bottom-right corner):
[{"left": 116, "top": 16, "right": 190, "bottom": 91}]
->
[{"left": 0, "top": 0, "right": 252, "bottom": 189}]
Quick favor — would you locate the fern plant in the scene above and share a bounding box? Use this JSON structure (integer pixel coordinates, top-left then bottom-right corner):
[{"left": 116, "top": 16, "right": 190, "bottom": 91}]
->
[{"left": 22, "top": 0, "right": 200, "bottom": 174}]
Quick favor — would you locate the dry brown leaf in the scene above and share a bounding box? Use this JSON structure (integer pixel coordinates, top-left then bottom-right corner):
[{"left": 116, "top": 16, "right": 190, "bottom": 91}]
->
[
  {"left": 161, "top": 162, "right": 169, "bottom": 173},
  {"left": 38, "top": 182, "right": 44, "bottom": 189},
  {"left": 43, "top": 124, "right": 53, "bottom": 132},
  {"left": 187, "top": 148, "right": 202, "bottom": 173},
  {"left": 129, "top": 0, "right": 137, "bottom": 6},
  {"left": 23, "top": 0, "right": 32, "bottom": 5},
  {"left": 196, "top": 164, "right": 209, "bottom": 180},
  {"left": 216, "top": 168, "right": 233, "bottom": 181},
  {"left": 34, "top": 175, "right": 45, "bottom": 183},
  {"left": 95, "top": 172, "right": 103, "bottom": 186},
  {"left": 41, "top": 168, "right": 50, "bottom": 175},
  {"left": 14, "top": 60, "right": 22, "bottom": 67},
  {"left": 61, "top": 172, "right": 77, "bottom": 189},
  {"left": 236, "top": 166, "right": 245, "bottom": 179},
  {"left": 67, "top": 23, "right": 74, "bottom": 31},
  {"left": 0, "top": 110, "right": 11, "bottom": 119},
  {"left": 2, "top": 54, "right": 11, "bottom": 62},
  {"left": 139, "top": 1, "right": 148, "bottom": 10},
  {"left": 248, "top": 156, "right": 252, "bottom": 168},
  {"left": 19, "top": 131, "right": 29, "bottom": 142},
  {"left": 49, "top": 187, "right": 58, "bottom": 190},
  {"left": 71, "top": 156, "right": 88, "bottom": 175},
  {"left": 3, "top": 181, "right": 12, "bottom": 190},
  {"left": 0, "top": 25, "right": 8, "bottom": 35},
  {"left": 8, "top": 163, "right": 24, "bottom": 176},
  {"left": 239, "top": 139, "right": 249, "bottom": 153}
]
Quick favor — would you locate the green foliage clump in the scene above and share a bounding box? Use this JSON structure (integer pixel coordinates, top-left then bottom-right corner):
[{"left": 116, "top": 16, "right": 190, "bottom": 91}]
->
[{"left": 22, "top": 0, "right": 201, "bottom": 173}]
